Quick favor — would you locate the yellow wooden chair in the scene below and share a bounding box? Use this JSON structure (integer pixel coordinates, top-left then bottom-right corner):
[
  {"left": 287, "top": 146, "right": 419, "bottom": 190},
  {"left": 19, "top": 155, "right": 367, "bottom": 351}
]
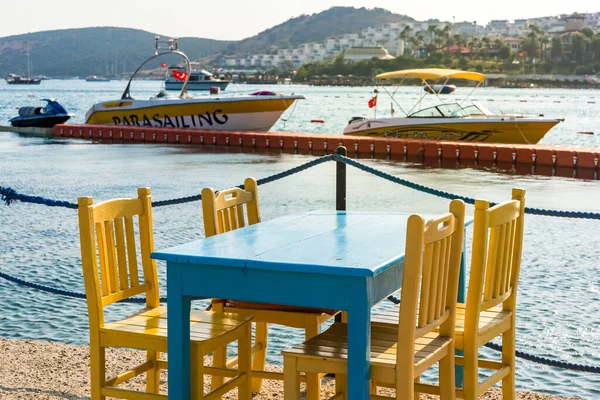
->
[
  {"left": 202, "top": 177, "right": 340, "bottom": 399},
  {"left": 373, "top": 188, "right": 526, "bottom": 400},
  {"left": 78, "top": 187, "right": 253, "bottom": 400},
  {"left": 282, "top": 199, "right": 466, "bottom": 400}
]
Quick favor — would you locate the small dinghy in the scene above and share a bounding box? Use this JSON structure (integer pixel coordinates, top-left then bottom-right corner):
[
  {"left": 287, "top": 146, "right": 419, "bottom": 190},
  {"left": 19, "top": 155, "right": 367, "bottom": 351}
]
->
[{"left": 9, "top": 99, "right": 73, "bottom": 128}]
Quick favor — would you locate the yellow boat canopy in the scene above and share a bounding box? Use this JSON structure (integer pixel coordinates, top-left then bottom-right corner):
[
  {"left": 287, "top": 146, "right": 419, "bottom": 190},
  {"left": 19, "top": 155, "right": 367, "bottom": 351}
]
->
[{"left": 376, "top": 68, "right": 486, "bottom": 83}]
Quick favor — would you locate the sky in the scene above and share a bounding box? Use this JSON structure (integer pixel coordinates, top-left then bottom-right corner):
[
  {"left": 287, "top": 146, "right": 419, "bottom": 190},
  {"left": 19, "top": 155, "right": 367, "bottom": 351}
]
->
[{"left": 1, "top": 0, "right": 598, "bottom": 41}]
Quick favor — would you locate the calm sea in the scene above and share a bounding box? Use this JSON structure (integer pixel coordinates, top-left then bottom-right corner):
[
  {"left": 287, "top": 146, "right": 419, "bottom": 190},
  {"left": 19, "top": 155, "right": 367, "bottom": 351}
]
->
[{"left": 0, "top": 80, "right": 599, "bottom": 398}]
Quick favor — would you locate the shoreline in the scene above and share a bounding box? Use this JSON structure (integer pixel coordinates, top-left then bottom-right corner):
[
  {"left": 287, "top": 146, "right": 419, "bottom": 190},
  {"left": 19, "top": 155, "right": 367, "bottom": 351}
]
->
[{"left": 0, "top": 337, "right": 582, "bottom": 399}]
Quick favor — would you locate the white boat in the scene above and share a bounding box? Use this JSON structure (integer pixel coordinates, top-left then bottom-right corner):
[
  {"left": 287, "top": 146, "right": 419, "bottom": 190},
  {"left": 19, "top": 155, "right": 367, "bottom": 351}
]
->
[
  {"left": 85, "top": 37, "right": 304, "bottom": 132},
  {"left": 344, "top": 68, "right": 563, "bottom": 144},
  {"left": 165, "top": 68, "right": 229, "bottom": 91}
]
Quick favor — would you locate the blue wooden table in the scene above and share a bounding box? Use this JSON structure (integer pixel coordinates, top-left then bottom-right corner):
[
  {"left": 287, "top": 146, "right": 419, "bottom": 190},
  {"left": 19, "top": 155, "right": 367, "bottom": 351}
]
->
[{"left": 151, "top": 210, "right": 468, "bottom": 400}]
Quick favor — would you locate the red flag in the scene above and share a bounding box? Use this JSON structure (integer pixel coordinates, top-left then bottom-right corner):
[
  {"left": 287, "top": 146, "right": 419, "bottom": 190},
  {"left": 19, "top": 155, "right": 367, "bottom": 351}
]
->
[
  {"left": 172, "top": 70, "right": 188, "bottom": 81},
  {"left": 161, "top": 62, "right": 167, "bottom": 68},
  {"left": 368, "top": 95, "right": 377, "bottom": 108}
]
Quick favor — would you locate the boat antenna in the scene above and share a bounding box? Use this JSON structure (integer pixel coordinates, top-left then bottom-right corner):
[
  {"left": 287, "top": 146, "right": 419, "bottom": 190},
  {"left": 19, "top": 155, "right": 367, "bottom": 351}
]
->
[{"left": 121, "top": 36, "right": 191, "bottom": 100}]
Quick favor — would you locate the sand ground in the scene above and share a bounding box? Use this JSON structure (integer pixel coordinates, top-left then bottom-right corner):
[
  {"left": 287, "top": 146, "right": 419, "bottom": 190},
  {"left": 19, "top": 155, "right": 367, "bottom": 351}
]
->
[{"left": 0, "top": 338, "right": 581, "bottom": 399}]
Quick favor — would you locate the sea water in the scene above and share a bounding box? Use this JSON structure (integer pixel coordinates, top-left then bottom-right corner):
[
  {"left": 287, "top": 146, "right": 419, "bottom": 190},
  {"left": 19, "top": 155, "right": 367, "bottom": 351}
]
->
[{"left": 0, "top": 80, "right": 599, "bottom": 398}]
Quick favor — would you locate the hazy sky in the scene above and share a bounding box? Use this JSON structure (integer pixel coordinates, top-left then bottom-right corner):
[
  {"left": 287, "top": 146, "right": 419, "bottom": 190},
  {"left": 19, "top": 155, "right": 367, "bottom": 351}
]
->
[{"left": 1, "top": 0, "right": 598, "bottom": 41}]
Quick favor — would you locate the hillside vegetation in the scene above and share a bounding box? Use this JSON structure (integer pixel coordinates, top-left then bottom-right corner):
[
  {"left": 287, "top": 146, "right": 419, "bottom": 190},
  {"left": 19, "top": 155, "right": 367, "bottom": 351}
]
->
[
  {"left": 0, "top": 7, "right": 415, "bottom": 78},
  {"left": 224, "top": 7, "right": 414, "bottom": 55},
  {"left": 0, "top": 27, "right": 231, "bottom": 78}
]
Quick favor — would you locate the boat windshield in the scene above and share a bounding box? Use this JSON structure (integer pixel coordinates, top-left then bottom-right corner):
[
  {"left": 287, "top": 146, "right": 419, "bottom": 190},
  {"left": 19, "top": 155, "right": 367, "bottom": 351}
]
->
[
  {"left": 461, "top": 101, "right": 494, "bottom": 116},
  {"left": 408, "top": 103, "right": 469, "bottom": 118}
]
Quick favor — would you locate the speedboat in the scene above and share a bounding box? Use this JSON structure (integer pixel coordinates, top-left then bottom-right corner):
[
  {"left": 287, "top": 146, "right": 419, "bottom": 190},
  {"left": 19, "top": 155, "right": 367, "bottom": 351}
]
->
[
  {"left": 343, "top": 68, "right": 563, "bottom": 144},
  {"left": 9, "top": 99, "right": 73, "bottom": 127},
  {"left": 85, "top": 37, "right": 304, "bottom": 132},
  {"left": 165, "top": 67, "right": 229, "bottom": 91}
]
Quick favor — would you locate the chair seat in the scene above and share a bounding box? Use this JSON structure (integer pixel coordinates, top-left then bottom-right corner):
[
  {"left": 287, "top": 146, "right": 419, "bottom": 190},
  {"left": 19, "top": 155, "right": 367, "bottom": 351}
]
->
[
  {"left": 101, "top": 306, "right": 253, "bottom": 352},
  {"left": 372, "top": 303, "right": 512, "bottom": 349},
  {"left": 282, "top": 322, "right": 451, "bottom": 372},
  {"left": 213, "top": 298, "right": 337, "bottom": 315}
]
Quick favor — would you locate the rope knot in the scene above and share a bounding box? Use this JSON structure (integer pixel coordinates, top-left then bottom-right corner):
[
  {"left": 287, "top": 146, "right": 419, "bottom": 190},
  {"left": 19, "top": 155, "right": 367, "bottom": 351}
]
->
[{"left": 0, "top": 186, "right": 19, "bottom": 206}]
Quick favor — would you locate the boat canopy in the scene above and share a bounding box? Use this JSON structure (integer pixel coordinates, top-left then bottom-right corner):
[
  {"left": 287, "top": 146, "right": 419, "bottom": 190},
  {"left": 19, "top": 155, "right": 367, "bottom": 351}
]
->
[{"left": 376, "top": 68, "right": 486, "bottom": 83}]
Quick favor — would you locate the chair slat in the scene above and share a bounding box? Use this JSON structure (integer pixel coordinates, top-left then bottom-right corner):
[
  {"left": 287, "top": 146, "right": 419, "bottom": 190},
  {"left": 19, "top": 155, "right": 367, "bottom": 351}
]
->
[
  {"left": 236, "top": 204, "right": 246, "bottom": 229},
  {"left": 114, "top": 217, "right": 129, "bottom": 290},
  {"left": 435, "top": 237, "right": 448, "bottom": 318},
  {"left": 418, "top": 244, "right": 433, "bottom": 328},
  {"left": 502, "top": 219, "right": 516, "bottom": 294},
  {"left": 104, "top": 220, "right": 119, "bottom": 294},
  {"left": 427, "top": 240, "right": 441, "bottom": 323},
  {"left": 492, "top": 223, "right": 507, "bottom": 299},
  {"left": 96, "top": 222, "right": 111, "bottom": 296},
  {"left": 124, "top": 216, "right": 139, "bottom": 287}
]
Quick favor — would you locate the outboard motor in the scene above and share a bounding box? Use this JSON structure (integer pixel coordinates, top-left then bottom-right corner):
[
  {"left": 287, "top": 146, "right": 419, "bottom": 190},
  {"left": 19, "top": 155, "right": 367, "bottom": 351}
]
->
[{"left": 348, "top": 116, "right": 367, "bottom": 125}]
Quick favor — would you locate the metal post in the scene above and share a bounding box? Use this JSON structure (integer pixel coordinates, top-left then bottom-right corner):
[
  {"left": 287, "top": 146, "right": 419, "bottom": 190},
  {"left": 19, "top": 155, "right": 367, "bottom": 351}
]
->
[
  {"left": 336, "top": 146, "right": 347, "bottom": 211},
  {"left": 335, "top": 145, "right": 347, "bottom": 323}
]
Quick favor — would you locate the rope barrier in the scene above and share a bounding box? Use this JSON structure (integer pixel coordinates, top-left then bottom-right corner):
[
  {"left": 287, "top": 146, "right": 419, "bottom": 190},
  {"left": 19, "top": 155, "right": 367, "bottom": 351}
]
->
[
  {"left": 331, "top": 154, "right": 600, "bottom": 220},
  {"left": 3, "top": 154, "right": 598, "bottom": 219},
  {"left": 484, "top": 342, "right": 600, "bottom": 374},
  {"left": 1, "top": 268, "right": 597, "bottom": 374},
  {"left": 0, "top": 270, "right": 160, "bottom": 303}
]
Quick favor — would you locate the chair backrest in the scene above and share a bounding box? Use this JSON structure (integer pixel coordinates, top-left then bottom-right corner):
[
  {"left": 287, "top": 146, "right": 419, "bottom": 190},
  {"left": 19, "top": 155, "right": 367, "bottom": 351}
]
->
[
  {"left": 396, "top": 199, "right": 466, "bottom": 366},
  {"left": 202, "top": 177, "right": 261, "bottom": 237},
  {"left": 78, "top": 187, "right": 159, "bottom": 330},
  {"left": 465, "top": 188, "right": 526, "bottom": 329}
]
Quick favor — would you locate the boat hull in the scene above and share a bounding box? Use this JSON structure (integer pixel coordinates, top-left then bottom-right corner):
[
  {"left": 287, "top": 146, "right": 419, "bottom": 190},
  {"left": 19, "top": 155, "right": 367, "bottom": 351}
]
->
[
  {"left": 343, "top": 117, "right": 561, "bottom": 144},
  {"left": 85, "top": 96, "right": 302, "bottom": 132},
  {"left": 7, "top": 79, "right": 41, "bottom": 85},
  {"left": 10, "top": 115, "right": 71, "bottom": 128},
  {"left": 165, "top": 80, "right": 230, "bottom": 91}
]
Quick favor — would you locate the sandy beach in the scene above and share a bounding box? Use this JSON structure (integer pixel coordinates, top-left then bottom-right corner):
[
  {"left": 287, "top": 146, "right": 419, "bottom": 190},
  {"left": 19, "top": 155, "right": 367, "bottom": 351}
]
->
[{"left": 0, "top": 338, "right": 582, "bottom": 400}]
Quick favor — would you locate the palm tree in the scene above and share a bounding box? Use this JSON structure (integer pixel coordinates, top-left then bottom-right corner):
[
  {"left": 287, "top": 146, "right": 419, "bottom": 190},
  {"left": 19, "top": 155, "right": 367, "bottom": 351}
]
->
[
  {"left": 399, "top": 26, "right": 412, "bottom": 56},
  {"left": 481, "top": 36, "right": 490, "bottom": 60},
  {"left": 428, "top": 24, "right": 438, "bottom": 45}
]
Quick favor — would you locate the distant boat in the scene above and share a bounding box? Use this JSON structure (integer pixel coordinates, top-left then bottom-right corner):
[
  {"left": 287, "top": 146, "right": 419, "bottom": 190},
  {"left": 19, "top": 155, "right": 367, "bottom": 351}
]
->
[
  {"left": 5, "top": 73, "right": 41, "bottom": 85},
  {"left": 165, "top": 67, "right": 229, "bottom": 91},
  {"left": 9, "top": 98, "right": 73, "bottom": 128},
  {"left": 6, "top": 49, "right": 41, "bottom": 85},
  {"left": 86, "top": 75, "right": 111, "bottom": 82},
  {"left": 424, "top": 84, "right": 456, "bottom": 94}
]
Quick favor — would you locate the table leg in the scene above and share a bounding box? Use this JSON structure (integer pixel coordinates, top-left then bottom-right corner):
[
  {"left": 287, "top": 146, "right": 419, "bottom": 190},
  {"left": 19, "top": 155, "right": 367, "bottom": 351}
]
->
[
  {"left": 168, "top": 268, "right": 191, "bottom": 400},
  {"left": 346, "top": 303, "right": 371, "bottom": 400}
]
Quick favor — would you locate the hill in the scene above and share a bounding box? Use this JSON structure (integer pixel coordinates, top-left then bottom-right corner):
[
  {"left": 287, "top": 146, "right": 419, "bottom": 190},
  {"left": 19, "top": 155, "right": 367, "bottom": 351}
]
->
[
  {"left": 0, "top": 27, "right": 232, "bottom": 78},
  {"left": 0, "top": 7, "right": 416, "bottom": 77},
  {"left": 223, "top": 7, "right": 415, "bottom": 55}
]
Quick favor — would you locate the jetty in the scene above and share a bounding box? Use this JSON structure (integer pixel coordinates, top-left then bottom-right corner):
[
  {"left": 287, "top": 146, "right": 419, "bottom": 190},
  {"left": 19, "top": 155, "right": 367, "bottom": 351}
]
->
[{"left": 53, "top": 124, "right": 599, "bottom": 180}]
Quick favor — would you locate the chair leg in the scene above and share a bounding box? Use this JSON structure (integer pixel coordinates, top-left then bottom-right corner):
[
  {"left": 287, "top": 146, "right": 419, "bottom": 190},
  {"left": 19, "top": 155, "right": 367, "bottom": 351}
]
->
[
  {"left": 210, "top": 344, "right": 227, "bottom": 395},
  {"left": 370, "top": 379, "right": 377, "bottom": 395},
  {"left": 462, "top": 343, "right": 479, "bottom": 400},
  {"left": 502, "top": 327, "right": 517, "bottom": 400},
  {"left": 414, "top": 376, "right": 421, "bottom": 399},
  {"left": 283, "top": 355, "right": 300, "bottom": 400},
  {"left": 336, "top": 374, "right": 348, "bottom": 398},
  {"left": 190, "top": 346, "right": 204, "bottom": 400},
  {"left": 438, "top": 349, "right": 456, "bottom": 400},
  {"left": 146, "top": 350, "right": 160, "bottom": 394},
  {"left": 238, "top": 323, "right": 253, "bottom": 400},
  {"left": 210, "top": 302, "right": 227, "bottom": 396},
  {"left": 251, "top": 322, "right": 268, "bottom": 393},
  {"left": 304, "top": 317, "right": 321, "bottom": 400},
  {"left": 89, "top": 341, "right": 106, "bottom": 400}
]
